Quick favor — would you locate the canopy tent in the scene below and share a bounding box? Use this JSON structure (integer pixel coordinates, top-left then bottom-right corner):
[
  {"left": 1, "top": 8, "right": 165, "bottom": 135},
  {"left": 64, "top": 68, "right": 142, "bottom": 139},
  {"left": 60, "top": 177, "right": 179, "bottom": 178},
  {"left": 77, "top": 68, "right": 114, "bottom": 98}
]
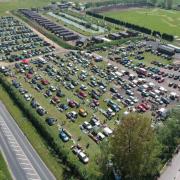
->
[{"left": 21, "top": 59, "right": 30, "bottom": 64}]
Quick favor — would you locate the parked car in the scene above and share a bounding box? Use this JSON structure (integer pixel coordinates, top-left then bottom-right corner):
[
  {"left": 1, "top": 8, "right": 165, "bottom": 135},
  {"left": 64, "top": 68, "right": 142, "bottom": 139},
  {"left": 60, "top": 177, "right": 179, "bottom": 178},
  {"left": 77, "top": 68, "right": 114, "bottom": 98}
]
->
[
  {"left": 78, "top": 151, "right": 89, "bottom": 164},
  {"left": 59, "top": 130, "right": 69, "bottom": 142},
  {"left": 82, "top": 121, "right": 92, "bottom": 130},
  {"left": 79, "top": 108, "right": 88, "bottom": 117},
  {"left": 66, "top": 111, "right": 78, "bottom": 121},
  {"left": 45, "top": 117, "right": 57, "bottom": 126}
]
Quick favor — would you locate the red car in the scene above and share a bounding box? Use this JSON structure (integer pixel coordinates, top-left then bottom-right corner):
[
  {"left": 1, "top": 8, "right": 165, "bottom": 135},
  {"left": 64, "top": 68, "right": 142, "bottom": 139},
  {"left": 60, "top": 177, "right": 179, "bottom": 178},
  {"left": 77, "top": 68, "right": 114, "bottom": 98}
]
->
[
  {"left": 141, "top": 103, "right": 150, "bottom": 110},
  {"left": 136, "top": 104, "right": 146, "bottom": 112},
  {"left": 93, "top": 99, "right": 99, "bottom": 106},
  {"left": 26, "top": 73, "right": 32, "bottom": 79},
  {"left": 68, "top": 100, "right": 79, "bottom": 108},
  {"left": 78, "top": 91, "right": 87, "bottom": 99},
  {"left": 90, "top": 99, "right": 100, "bottom": 107},
  {"left": 158, "top": 78, "right": 165, "bottom": 83},
  {"left": 51, "top": 96, "right": 60, "bottom": 104},
  {"left": 41, "top": 79, "right": 49, "bottom": 85}
]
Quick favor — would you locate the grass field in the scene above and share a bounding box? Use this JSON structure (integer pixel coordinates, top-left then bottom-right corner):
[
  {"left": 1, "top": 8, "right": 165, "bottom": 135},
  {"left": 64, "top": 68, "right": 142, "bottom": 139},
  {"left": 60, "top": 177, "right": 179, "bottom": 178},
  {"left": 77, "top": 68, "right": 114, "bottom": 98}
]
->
[
  {"left": 0, "top": 0, "right": 97, "bottom": 15},
  {"left": 0, "top": 0, "right": 59, "bottom": 15},
  {"left": 102, "top": 8, "right": 180, "bottom": 38},
  {"left": 0, "top": 151, "right": 12, "bottom": 180}
]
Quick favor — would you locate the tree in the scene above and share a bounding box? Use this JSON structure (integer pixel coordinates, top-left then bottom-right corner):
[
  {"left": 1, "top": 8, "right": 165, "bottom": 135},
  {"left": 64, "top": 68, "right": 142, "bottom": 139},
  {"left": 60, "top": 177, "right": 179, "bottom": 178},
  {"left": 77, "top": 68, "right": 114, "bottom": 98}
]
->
[
  {"left": 150, "top": 0, "right": 158, "bottom": 5},
  {"left": 156, "top": 108, "right": 180, "bottom": 161},
  {"left": 165, "top": 0, "right": 173, "bottom": 9},
  {"left": 98, "top": 141, "right": 113, "bottom": 180},
  {"left": 110, "top": 113, "right": 161, "bottom": 179}
]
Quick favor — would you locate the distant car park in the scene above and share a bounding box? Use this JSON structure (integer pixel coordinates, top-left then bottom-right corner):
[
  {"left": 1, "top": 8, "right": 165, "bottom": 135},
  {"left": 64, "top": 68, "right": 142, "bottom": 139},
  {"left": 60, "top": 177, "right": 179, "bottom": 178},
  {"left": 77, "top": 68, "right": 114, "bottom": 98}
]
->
[{"left": 0, "top": 16, "right": 55, "bottom": 62}]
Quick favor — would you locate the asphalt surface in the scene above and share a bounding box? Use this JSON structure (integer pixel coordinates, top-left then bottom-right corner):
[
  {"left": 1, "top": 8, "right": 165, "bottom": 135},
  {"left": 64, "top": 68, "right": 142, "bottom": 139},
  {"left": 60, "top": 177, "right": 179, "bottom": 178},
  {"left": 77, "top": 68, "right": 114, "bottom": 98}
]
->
[
  {"left": 159, "top": 150, "right": 180, "bottom": 180},
  {"left": 0, "top": 101, "right": 56, "bottom": 180}
]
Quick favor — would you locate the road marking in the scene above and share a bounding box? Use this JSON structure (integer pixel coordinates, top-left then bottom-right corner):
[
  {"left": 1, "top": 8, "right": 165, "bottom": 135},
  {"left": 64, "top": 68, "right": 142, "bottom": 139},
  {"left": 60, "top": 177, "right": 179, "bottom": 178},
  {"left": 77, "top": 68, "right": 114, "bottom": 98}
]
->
[
  {"left": 8, "top": 141, "right": 18, "bottom": 145},
  {"left": 7, "top": 138, "right": 16, "bottom": 142},
  {"left": 20, "top": 162, "right": 31, "bottom": 166},
  {"left": 0, "top": 112, "right": 41, "bottom": 180},
  {"left": 26, "top": 172, "right": 39, "bottom": 176},
  {"left": 22, "top": 167, "right": 35, "bottom": 170},
  {"left": 7, "top": 136, "right": 15, "bottom": 141},
  {"left": 4, "top": 133, "right": 13, "bottom": 137},
  {"left": 17, "top": 157, "right": 29, "bottom": 161},
  {"left": 16, "top": 153, "right": 26, "bottom": 157},
  {"left": 12, "top": 146, "right": 21, "bottom": 150},
  {"left": 12, "top": 148, "right": 22, "bottom": 152},
  {"left": 10, "top": 144, "right": 20, "bottom": 148},
  {"left": 1, "top": 127, "right": 8, "bottom": 131}
]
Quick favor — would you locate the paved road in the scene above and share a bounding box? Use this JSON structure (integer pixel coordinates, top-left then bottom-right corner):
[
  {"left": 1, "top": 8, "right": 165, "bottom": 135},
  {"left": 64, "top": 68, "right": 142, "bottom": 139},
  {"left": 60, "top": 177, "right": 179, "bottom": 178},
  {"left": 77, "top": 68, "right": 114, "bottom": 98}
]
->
[
  {"left": 159, "top": 151, "right": 180, "bottom": 180},
  {"left": 0, "top": 101, "right": 56, "bottom": 180}
]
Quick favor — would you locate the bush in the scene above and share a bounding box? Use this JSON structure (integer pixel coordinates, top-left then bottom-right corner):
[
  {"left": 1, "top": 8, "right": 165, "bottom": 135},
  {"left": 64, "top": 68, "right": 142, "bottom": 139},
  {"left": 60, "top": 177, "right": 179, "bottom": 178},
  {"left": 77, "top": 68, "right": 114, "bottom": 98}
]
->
[{"left": 162, "top": 33, "right": 174, "bottom": 41}]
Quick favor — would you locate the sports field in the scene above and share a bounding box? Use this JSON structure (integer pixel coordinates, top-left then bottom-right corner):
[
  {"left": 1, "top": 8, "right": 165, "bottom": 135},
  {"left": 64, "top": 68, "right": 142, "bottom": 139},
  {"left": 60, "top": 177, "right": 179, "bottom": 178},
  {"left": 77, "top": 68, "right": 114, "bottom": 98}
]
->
[{"left": 103, "top": 8, "right": 180, "bottom": 38}]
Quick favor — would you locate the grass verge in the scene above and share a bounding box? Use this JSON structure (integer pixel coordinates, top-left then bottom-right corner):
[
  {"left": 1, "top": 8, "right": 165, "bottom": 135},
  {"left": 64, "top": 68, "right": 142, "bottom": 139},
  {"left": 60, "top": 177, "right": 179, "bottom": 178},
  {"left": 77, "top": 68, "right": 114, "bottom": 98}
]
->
[
  {"left": 0, "top": 152, "right": 12, "bottom": 180},
  {"left": 0, "top": 85, "right": 71, "bottom": 180}
]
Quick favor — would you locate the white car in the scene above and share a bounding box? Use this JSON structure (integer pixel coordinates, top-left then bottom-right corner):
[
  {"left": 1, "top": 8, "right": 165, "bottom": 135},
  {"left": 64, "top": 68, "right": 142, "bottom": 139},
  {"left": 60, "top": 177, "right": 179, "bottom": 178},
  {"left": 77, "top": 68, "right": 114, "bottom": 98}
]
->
[
  {"left": 103, "top": 127, "right": 113, "bottom": 136},
  {"left": 97, "top": 132, "right": 105, "bottom": 140},
  {"left": 24, "top": 93, "right": 32, "bottom": 101},
  {"left": 90, "top": 117, "right": 100, "bottom": 126},
  {"left": 82, "top": 121, "right": 92, "bottom": 130},
  {"left": 50, "top": 86, "right": 56, "bottom": 92},
  {"left": 78, "top": 152, "right": 89, "bottom": 164},
  {"left": 80, "top": 84, "right": 88, "bottom": 91}
]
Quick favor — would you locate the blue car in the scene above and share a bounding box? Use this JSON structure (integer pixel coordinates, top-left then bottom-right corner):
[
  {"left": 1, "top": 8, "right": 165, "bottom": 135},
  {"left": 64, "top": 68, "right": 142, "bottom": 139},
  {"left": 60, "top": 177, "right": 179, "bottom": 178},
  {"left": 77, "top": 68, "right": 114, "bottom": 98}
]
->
[
  {"left": 59, "top": 131, "right": 69, "bottom": 142},
  {"left": 58, "top": 104, "right": 68, "bottom": 112}
]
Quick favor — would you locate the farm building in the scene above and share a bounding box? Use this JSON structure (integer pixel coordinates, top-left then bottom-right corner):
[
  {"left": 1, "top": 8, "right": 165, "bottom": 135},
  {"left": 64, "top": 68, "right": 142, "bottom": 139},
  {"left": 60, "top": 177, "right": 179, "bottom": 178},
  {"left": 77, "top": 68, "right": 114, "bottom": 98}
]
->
[
  {"left": 126, "top": 30, "right": 139, "bottom": 37},
  {"left": 157, "top": 45, "right": 175, "bottom": 56},
  {"left": 108, "top": 33, "right": 121, "bottom": 40},
  {"left": 19, "top": 9, "right": 79, "bottom": 41},
  {"left": 76, "top": 37, "right": 87, "bottom": 46},
  {"left": 167, "top": 44, "right": 180, "bottom": 53},
  {"left": 119, "top": 32, "right": 130, "bottom": 38},
  {"left": 92, "top": 36, "right": 104, "bottom": 43},
  {"left": 63, "top": 35, "right": 79, "bottom": 41}
]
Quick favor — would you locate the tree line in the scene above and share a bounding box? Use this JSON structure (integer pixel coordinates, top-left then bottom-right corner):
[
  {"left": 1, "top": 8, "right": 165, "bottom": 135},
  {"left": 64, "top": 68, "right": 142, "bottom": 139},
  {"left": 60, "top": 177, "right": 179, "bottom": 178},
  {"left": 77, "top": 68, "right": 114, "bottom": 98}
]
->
[
  {"left": 86, "top": 11, "right": 174, "bottom": 41},
  {"left": 0, "top": 76, "right": 100, "bottom": 180},
  {"left": 85, "top": 0, "right": 175, "bottom": 9},
  {"left": 99, "top": 110, "right": 180, "bottom": 179},
  {"left": 85, "top": 0, "right": 155, "bottom": 9}
]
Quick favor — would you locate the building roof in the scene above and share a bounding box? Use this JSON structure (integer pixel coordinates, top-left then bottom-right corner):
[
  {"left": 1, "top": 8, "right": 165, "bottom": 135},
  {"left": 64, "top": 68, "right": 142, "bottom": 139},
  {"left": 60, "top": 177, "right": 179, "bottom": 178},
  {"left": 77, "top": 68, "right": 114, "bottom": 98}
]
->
[{"left": 158, "top": 45, "right": 175, "bottom": 52}]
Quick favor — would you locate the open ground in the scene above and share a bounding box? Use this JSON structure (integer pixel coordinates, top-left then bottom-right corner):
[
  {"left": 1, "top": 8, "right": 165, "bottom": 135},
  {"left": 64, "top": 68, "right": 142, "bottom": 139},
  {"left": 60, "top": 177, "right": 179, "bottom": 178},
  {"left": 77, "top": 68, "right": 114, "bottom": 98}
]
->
[{"left": 102, "top": 8, "right": 180, "bottom": 38}]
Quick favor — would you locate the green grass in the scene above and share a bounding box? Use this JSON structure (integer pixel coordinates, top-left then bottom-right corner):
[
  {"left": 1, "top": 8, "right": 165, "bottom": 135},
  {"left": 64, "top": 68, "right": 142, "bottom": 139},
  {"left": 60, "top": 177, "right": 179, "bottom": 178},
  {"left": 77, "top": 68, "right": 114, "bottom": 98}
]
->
[
  {"left": 0, "top": 0, "right": 60, "bottom": 15},
  {"left": 102, "top": 8, "right": 180, "bottom": 38},
  {"left": 132, "top": 52, "right": 171, "bottom": 66},
  {"left": 0, "top": 85, "right": 69, "bottom": 180},
  {"left": 97, "top": 43, "right": 172, "bottom": 66},
  {"left": 4, "top": 53, "right": 127, "bottom": 176},
  {"left": 0, "top": 152, "right": 12, "bottom": 180}
]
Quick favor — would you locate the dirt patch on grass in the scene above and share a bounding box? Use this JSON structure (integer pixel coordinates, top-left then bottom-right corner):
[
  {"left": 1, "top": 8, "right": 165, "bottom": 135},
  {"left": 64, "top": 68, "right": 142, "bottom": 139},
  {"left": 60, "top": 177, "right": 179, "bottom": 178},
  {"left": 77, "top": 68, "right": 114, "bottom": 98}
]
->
[{"left": 0, "top": 62, "right": 13, "bottom": 66}]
